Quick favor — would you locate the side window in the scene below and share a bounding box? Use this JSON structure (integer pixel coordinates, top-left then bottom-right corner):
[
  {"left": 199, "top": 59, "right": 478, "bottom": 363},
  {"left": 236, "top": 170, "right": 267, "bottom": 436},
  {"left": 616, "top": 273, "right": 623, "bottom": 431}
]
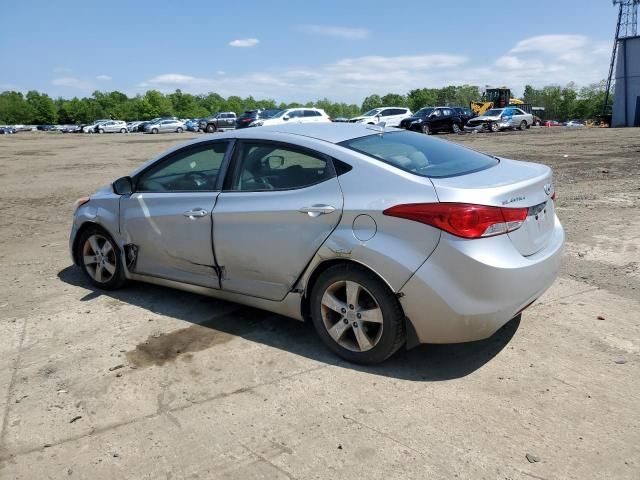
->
[
  {"left": 289, "top": 110, "right": 303, "bottom": 118},
  {"left": 137, "top": 142, "right": 229, "bottom": 192},
  {"left": 304, "top": 110, "right": 320, "bottom": 117},
  {"left": 380, "top": 109, "right": 392, "bottom": 117},
  {"left": 232, "top": 142, "right": 334, "bottom": 191}
]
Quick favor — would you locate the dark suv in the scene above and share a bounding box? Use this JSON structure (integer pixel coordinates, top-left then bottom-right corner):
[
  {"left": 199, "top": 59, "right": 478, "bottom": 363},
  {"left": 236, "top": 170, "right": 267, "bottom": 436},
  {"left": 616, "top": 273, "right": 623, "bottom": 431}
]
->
[
  {"left": 399, "top": 106, "right": 472, "bottom": 134},
  {"left": 235, "top": 108, "right": 282, "bottom": 129}
]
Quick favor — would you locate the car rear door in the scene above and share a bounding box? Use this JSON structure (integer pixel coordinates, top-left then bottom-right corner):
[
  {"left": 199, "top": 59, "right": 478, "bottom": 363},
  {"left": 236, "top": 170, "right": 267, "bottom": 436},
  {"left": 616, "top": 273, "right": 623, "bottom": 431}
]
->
[
  {"left": 120, "top": 141, "right": 231, "bottom": 287},
  {"left": 213, "top": 140, "right": 344, "bottom": 300}
]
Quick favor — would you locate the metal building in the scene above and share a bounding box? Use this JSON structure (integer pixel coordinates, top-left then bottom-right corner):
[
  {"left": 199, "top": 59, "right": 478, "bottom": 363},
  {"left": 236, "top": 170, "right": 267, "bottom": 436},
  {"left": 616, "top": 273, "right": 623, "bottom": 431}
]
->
[{"left": 612, "top": 35, "right": 640, "bottom": 127}]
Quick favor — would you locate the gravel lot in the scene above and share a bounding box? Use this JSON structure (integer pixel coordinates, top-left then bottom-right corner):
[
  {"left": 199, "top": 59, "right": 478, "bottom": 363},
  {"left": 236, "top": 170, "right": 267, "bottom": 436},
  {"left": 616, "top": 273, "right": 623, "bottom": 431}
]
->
[{"left": 0, "top": 127, "right": 638, "bottom": 479}]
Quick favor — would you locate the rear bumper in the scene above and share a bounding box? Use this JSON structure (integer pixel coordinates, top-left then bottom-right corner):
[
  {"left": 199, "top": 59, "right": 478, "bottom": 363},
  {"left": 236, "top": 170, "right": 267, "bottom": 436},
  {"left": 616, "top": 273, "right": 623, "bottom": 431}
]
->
[{"left": 399, "top": 215, "right": 564, "bottom": 344}]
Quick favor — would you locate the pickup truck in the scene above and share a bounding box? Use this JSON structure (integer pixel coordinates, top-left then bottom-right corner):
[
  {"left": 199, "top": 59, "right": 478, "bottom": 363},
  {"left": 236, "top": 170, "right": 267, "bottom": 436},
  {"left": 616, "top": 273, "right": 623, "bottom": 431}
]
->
[{"left": 199, "top": 112, "right": 237, "bottom": 133}]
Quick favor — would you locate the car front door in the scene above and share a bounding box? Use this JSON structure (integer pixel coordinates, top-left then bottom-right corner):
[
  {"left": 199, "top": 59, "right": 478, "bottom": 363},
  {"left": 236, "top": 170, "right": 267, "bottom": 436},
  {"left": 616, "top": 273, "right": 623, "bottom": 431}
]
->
[
  {"left": 120, "top": 141, "right": 231, "bottom": 287},
  {"left": 213, "top": 140, "right": 344, "bottom": 300}
]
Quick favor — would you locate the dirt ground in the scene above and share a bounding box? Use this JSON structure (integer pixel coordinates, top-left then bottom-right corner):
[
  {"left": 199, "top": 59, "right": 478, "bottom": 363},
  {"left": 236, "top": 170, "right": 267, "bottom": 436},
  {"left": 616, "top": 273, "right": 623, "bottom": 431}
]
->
[{"left": 0, "top": 127, "right": 638, "bottom": 479}]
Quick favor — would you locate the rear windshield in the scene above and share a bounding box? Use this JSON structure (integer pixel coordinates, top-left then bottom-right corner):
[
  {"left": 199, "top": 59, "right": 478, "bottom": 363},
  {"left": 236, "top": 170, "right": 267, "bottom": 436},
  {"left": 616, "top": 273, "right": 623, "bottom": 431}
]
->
[{"left": 339, "top": 130, "right": 498, "bottom": 178}]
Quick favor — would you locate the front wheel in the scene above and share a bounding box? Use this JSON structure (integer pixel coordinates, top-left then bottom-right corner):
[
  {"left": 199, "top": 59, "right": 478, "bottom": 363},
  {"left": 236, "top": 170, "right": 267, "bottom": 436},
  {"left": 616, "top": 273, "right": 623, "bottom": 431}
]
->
[
  {"left": 421, "top": 123, "right": 431, "bottom": 135},
  {"left": 120, "top": 128, "right": 126, "bottom": 133},
  {"left": 98, "top": 128, "right": 104, "bottom": 134},
  {"left": 452, "top": 122, "right": 461, "bottom": 133},
  {"left": 206, "top": 124, "right": 216, "bottom": 133},
  {"left": 176, "top": 127, "right": 183, "bottom": 133},
  {"left": 310, "top": 264, "right": 405, "bottom": 364},
  {"left": 151, "top": 128, "right": 158, "bottom": 134},
  {"left": 519, "top": 121, "right": 527, "bottom": 131},
  {"left": 77, "top": 227, "right": 127, "bottom": 290},
  {"left": 489, "top": 122, "right": 499, "bottom": 133}
]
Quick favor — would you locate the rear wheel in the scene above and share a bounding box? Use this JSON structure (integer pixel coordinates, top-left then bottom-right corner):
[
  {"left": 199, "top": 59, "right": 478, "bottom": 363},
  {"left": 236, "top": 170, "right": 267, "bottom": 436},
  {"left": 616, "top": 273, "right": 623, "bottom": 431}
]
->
[
  {"left": 151, "top": 128, "right": 158, "bottom": 134},
  {"left": 177, "top": 127, "right": 183, "bottom": 133},
  {"left": 77, "top": 227, "right": 126, "bottom": 290},
  {"left": 206, "top": 124, "right": 216, "bottom": 133},
  {"left": 310, "top": 264, "right": 405, "bottom": 364},
  {"left": 519, "top": 121, "right": 527, "bottom": 131},
  {"left": 421, "top": 123, "right": 431, "bottom": 135},
  {"left": 452, "top": 122, "right": 461, "bottom": 133},
  {"left": 120, "top": 128, "right": 126, "bottom": 133},
  {"left": 489, "top": 122, "right": 499, "bottom": 133},
  {"left": 98, "top": 128, "right": 104, "bottom": 134}
]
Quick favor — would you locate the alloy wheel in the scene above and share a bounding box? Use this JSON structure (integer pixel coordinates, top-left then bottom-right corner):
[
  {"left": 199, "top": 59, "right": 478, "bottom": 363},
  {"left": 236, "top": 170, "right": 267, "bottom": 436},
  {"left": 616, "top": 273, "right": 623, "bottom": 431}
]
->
[
  {"left": 82, "top": 234, "right": 117, "bottom": 283},
  {"left": 320, "top": 280, "right": 383, "bottom": 352}
]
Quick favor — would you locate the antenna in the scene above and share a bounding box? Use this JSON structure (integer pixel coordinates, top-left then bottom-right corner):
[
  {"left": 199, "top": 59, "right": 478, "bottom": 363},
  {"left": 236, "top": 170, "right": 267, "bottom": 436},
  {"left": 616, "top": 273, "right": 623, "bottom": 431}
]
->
[{"left": 603, "top": 0, "right": 640, "bottom": 117}]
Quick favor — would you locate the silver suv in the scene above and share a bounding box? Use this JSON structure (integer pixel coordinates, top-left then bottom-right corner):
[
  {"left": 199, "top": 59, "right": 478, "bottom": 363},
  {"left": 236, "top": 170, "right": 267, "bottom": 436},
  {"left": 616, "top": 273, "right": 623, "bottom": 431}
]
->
[{"left": 96, "top": 120, "right": 128, "bottom": 134}]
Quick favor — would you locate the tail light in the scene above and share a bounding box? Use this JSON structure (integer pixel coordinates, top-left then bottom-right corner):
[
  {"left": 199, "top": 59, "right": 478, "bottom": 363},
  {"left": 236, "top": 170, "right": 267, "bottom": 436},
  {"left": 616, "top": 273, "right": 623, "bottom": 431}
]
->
[{"left": 383, "top": 203, "right": 528, "bottom": 239}]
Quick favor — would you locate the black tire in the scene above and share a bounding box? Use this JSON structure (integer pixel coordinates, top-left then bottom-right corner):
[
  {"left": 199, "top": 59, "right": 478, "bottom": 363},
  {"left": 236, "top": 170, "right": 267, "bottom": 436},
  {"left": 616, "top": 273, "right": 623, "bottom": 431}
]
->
[
  {"left": 120, "top": 128, "right": 126, "bottom": 133},
  {"left": 309, "top": 264, "right": 405, "bottom": 364},
  {"left": 98, "top": 128, "right": 104, "bottom": 134},
  {"left": 177, "top": 127, "right": 183, "bottom": 133},
  {"left": 76, "top": 226, "right": 127, "bottom": 290},
  {"left": 421, "top": 123, "right": 431, "bottom": 135},
  {"left": 206, "top": 124, "right": 216, "bottom": 133},
  {"left": 151, "top": 128, "right": 158, "bottom": 134},
  {"left": 452, "top": 122, "right": 461, "bottom": 133},
  {"left": 519, "top": 121, "right": 527, "bottom": 131},
  {"left": 489, "top": 122, "right": 499, "bottom": 133}
]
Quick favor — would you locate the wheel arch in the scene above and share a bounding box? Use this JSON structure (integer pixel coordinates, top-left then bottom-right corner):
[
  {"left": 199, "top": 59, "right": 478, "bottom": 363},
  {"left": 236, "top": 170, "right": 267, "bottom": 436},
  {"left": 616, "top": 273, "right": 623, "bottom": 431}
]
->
[
  {"left": 72, "top": 221, "right": 119, "bottom": 266},
  {"left": 300, "top": 258, "right": 399, "bottom": 319}
]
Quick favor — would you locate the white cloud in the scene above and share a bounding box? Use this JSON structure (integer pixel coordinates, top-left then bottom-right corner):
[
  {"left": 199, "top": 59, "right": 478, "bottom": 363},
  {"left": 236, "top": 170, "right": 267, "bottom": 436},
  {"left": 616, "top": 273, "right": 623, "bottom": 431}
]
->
[
  {"left": 298, "top": 25, "right": 370, "bottom": 40},
  {"left": 96, "top": 75, "right": 112, "bottom": 81},
  {"left": 228, "top": 38, "right": 259, "bottom": 48},
  {"left": 51, "top": 77, "right": 92, "bottom": 89},
  {"left": 136, "top": 34, "right": 609, "bottom": 103},
  {"left": 510, "top": 34, "right": 588, "bottom": 55}
]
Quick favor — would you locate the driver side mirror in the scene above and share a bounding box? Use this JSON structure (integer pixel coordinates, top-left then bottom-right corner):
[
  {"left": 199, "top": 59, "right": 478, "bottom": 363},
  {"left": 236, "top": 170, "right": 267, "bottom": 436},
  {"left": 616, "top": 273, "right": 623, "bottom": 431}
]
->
[
  {"left": 112, "top": 176, "right": 133, "bottom": 195},
  {"left": 282, "top": 115, "right": 290, "bottom": 121}
]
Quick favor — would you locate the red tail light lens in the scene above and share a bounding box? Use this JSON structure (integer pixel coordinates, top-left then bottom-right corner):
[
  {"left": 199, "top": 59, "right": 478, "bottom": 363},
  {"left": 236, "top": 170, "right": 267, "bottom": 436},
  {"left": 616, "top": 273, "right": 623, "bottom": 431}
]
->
[{"left": 383, "top": 203, "right": 528, "bottom": 239}]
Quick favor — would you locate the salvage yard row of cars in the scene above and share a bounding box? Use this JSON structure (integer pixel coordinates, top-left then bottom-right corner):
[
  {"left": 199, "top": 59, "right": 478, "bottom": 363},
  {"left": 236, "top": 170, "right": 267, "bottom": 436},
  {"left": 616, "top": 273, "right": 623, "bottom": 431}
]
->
[{"left": 1, "top": 107, "right": 586, "bottom": 135}]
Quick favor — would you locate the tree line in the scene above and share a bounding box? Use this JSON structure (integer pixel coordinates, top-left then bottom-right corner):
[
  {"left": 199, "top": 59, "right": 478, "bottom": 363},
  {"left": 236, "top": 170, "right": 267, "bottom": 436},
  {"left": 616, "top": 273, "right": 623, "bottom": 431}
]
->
[{"left": 0, "top": 81, "right": 610, "bottom": 125}]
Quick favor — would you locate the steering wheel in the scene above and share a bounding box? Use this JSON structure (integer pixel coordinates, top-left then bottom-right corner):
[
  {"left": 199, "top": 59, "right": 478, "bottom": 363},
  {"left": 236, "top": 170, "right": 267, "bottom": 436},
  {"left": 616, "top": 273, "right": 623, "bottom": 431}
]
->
[
  {"left": 255, "top": 177, "right": 275, "bottom": 190},
  {"left": 184, "top": 172, "right": 211, "bottom": 189}
]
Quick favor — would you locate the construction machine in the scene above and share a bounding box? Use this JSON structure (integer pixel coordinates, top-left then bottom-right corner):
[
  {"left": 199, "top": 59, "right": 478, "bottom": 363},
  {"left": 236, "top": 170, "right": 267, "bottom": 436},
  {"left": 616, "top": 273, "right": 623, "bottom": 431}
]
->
[{"left": 470, "top": 87, "right": 530, "bottom": 116}]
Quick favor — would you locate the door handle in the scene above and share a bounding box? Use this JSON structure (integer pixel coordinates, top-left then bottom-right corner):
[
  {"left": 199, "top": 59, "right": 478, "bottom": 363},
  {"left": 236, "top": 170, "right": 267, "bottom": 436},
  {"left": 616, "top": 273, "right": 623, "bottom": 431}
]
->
[
  {"left": 299, "top": 205, "right": 336, "bottom": 217},
  {"left": 183, "top": 208, "right": 209, "bottom": 218}
]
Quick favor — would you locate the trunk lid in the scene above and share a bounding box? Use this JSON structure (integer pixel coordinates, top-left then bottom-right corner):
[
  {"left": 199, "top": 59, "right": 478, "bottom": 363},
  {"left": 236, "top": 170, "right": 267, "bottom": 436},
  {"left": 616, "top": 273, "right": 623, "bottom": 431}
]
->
[{"left": 429, "top": 158, "right": 555, "bottom": 256}]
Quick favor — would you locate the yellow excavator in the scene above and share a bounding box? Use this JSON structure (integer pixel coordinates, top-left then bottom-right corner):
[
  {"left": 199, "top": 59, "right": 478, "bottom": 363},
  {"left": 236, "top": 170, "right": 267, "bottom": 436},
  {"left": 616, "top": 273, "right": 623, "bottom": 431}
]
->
[{"left": 470, "top": 87, "right": 527, "bottom": 116}]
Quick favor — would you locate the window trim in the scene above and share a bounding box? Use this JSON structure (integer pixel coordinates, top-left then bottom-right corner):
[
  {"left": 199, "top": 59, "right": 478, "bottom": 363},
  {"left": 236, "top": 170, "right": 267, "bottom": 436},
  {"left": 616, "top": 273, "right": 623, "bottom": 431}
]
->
[
  {"left": 222, "top": 139, "right": 337, "bottom": 193},
  {"left": 133, "top": 140, "right": 234, "bottom": 193}
]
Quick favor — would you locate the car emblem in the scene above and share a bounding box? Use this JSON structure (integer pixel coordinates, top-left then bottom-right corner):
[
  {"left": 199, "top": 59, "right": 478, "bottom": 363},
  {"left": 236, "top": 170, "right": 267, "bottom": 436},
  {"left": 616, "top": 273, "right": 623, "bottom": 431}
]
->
[{"left": 543, "top": 183, "right": 552, "bottom": 196}]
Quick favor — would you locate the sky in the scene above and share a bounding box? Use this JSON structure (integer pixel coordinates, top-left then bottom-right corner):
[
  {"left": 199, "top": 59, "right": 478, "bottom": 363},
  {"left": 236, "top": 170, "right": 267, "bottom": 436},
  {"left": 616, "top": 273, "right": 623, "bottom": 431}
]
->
[{"left": 0, "top": 0, "right": 619, "bottom": 104}]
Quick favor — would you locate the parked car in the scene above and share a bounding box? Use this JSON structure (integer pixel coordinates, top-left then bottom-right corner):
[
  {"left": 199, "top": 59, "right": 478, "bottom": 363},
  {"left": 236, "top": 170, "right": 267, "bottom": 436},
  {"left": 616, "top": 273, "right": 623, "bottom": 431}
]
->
[
  {"left": 144, "top": 119, "right": 185, "bottom": 134},
  {"left": 36, "top": 125, "right": 57, "bottom": 131},
  {"left": 565, "top": 120, "right": 585, "bottom": 128},
  {"left": 70, "top": 123, "right": 563, "bottom": 364},
  {"left": 332, "top": 117, "right": 349, "bottom": 123},
  {"left": 136, "top": 117, "right": 177, "bottom": 132},
  {"left": 250, "top": 108, "right": 330, "bottom": 127},
  {"left": 199, "top": 112, "right": 236, "bottom": 133},
  {"left": 0, "top": 126, "right": 17, "bottom": 134},
  {"left": 464, "top": 107, "right": 533, "bottom": 133},
  {"left": 59, "top": 125, "right": 81, "bottom": 133},
  {"left": 96, "top": 120, "right": 128, "bottom": 134},
  {"left": 185, "top": 119, "right": 202, "bottom": 132},
  {"left": 399, "top": 106, "right": 470, "bottom": 134},
  {"left": 82, "top": 120, "right": 111, "bottom": 133},
  {"left": 235, "top": 109, "right": 282, "bottom": 129},
  {"left": 349, "top": 107, "right": 412, "bottom": 127},
  {"left": 127, "top": 121, "right": 143, "bottom": 132}
]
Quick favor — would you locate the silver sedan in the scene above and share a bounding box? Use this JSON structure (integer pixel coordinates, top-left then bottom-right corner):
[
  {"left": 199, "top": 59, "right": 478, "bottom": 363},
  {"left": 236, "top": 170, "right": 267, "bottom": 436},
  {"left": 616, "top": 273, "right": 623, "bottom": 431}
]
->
[{"left": 69, "top": 123, "right": 564, "bottom": 364}]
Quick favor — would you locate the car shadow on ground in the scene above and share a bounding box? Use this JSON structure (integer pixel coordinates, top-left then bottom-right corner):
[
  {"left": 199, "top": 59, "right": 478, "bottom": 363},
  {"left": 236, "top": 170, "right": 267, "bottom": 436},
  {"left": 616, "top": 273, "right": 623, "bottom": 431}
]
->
[{"left": 58, "top": 265, "right": 520, "bottom": 382}]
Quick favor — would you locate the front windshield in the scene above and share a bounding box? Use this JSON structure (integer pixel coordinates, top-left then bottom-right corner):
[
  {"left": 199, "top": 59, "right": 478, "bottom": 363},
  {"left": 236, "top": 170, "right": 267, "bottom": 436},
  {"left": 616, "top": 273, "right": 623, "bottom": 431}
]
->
[
  {"left": 340, "top": 131, "right": 498, "bottom": 178},
  {"left": 415, "top": 108, "right": 434, "bottom": 117},
  {"left": 363, "top": 108, "right": 383, "bottom": 117},
  {"left": 484, "top": 109, "right": 503, "bottom": 117}
]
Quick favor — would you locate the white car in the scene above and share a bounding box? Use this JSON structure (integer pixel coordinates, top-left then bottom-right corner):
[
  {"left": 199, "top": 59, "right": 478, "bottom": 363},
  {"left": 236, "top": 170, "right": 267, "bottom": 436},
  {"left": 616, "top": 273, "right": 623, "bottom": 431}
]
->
[
  {"left": 96, "top": 120, "right": 128, "bottom": 134},
  {"left": 250, "top": 108, "right": 330, "bottom": 127},
  {"left": 349, "top": 107, "right": 412, "bottom": 127},
  {"left": 82, "top": 119, "right": 111, "bottom": 133}
]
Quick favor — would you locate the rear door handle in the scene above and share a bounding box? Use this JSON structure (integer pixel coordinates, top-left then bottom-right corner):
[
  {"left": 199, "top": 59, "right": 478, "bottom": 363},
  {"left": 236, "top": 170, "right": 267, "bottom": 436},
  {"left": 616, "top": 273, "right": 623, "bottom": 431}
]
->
[
  {"left": 183, "top": 208, "right": 209, "bottom": 218},
  {"left": 299, "top": 204, "right": 336, "bottom": 217}
]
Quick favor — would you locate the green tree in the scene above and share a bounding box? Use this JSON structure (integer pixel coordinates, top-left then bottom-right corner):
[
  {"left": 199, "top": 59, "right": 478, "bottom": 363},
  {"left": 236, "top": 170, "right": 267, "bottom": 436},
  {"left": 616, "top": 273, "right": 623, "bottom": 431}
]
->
[
  {"left": 361, "top": 94, "right": 382, "bottom": 112},
  {"left": 380, "top": 93, "right": 407, "bottom": 107},
  {"left": 26, "top": 90, "right": 57, "bottom": 124},
  {"left": 0, "top": 91, "right": 34, "bottom": 124}
]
